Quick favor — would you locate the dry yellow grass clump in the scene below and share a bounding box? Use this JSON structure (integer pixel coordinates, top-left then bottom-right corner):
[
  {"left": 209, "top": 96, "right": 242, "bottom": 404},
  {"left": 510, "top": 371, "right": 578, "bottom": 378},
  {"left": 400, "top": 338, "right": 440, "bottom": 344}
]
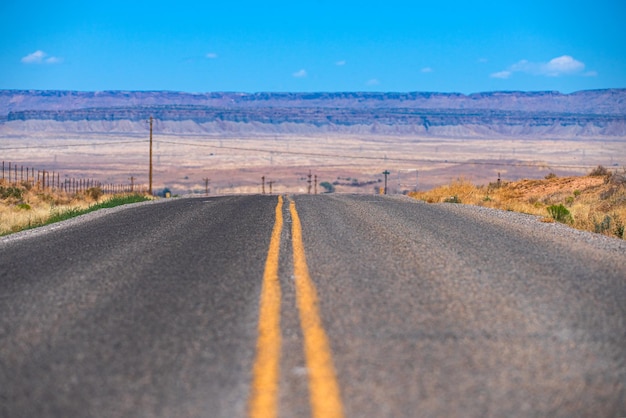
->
[
  {"left": 409, "top": 166, "right": 626, "bottom": 239},
  {"left": 0, "top": 181, "right": 109, "bottom": 235}
]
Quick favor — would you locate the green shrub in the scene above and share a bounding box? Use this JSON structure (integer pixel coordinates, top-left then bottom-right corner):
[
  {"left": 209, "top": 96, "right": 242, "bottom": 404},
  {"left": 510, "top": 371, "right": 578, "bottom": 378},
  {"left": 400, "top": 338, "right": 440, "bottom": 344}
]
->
[
  {"left": 615, "top": 217, "right": 625, "bottom": 239},
  {"left": 320, "top": 181, "right": 335, "bottom": 193},
  {"left": 0, "top": 186, "right": 23, "bottom": 199},
  {"left": 594, "top": 215, "right": 612, "bottom": 234},
  {"left": 547, "top": 204, "right": 572, "bottom": 223},
  {"left": 488, "top": 181, "right": 502, "bottom": 191},
  {"left": 609, "top": 169, "right": 625, "bottom": 186},
  {"left": 595, "top": 214, "right": 625, "bottom": 238},
  {"left": 589, "top": 165, "right": 610, "bottom": 177},
  {"left": 86, "top": 187, "right": 104, "bottom": 201}
]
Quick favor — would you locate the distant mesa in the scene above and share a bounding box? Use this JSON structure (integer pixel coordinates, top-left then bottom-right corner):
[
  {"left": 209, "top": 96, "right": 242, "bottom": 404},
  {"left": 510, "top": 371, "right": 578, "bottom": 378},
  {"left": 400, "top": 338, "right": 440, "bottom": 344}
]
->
[{"left": 0, "top": 89, "right": 625, "bottom": 138}]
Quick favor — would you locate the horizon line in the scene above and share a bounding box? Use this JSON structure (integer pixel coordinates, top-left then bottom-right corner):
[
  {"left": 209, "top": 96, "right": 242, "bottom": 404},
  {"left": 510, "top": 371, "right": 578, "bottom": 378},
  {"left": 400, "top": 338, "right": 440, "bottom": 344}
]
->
[{"left": 1, "top": 87, "right": 625, "bottom": 96}]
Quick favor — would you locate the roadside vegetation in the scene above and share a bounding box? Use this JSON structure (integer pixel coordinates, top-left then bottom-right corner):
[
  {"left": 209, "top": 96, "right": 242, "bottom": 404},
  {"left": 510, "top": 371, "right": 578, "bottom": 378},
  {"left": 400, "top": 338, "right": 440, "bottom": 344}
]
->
[
  {"left": 408, "top": 166, "right": 626, "bottom": 239},
  {"left": 0, "top": 181, "right": 151, "bottom": 236}
]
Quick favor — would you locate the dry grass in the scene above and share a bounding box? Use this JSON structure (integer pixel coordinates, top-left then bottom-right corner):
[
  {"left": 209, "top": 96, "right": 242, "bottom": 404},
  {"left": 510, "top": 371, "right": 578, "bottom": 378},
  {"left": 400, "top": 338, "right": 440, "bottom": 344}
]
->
[
  {"left": 409, "top": 167, "right": 626, "bottom": 239},
  {"left": 0, "top": 180, "right": 143, "bottom": 235}
]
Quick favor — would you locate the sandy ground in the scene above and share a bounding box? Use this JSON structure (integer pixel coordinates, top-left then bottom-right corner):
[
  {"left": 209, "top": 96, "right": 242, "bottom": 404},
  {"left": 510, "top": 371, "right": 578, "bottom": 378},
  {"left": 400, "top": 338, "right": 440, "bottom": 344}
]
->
[
  {"left": 1, "top": 133, "right": 624, "bottom": 195},
  {"left": 508, "top": 176, "right": 607, "bottom": 199}
]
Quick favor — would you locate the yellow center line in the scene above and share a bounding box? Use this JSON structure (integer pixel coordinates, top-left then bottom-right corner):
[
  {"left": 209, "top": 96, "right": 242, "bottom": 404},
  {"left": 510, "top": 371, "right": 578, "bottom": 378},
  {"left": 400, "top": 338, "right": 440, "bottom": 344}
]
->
[
  {"left": 289, "top": 197, "right": 345, "bottom": 418},
  {"left": 248, "top": 195, "right": 284, "bottom": 418}
]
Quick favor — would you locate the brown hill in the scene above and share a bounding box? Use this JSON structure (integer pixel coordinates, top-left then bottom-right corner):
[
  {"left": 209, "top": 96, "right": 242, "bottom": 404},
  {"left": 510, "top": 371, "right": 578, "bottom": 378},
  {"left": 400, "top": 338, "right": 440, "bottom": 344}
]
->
[{"left": 409, "top": 168, "right": 626, "bottom": 239}]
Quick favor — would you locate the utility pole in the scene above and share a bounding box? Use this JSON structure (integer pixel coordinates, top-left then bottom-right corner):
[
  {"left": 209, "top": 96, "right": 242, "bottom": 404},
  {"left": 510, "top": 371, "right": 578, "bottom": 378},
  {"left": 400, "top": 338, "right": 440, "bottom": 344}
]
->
[
  {"left": 203, "top": 178, "right": 210, "bottom": 196},
  {"left": 314, "top": 175, "right": 318, "bottom": 194},
  {"left": 129, "top": 176, "right": 135, "bottom": 192},
  {"left": 397, "top": 171, "right": 401, "bottom": 194},
  {"left": 262, "top": 176, "right": 266, "bottom": 194},
  {"left": 383, "top": 170, "right": 390, "bottom": 195},
  {"left": 268, "top": 181, "right": 274, "bottom": 195},
  {"left": 415, "top": 170, "right": 419, "bottom": 192},
  {"left": 307, "top": 170, "right": 312, "bottom": 194},
  {"left": 148, "top": 116, "right": 153, "bottom": 195}
]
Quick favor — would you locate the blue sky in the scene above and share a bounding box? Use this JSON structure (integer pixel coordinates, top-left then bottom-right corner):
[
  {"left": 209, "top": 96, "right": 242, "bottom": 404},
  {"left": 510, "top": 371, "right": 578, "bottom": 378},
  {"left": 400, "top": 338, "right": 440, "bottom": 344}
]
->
[{"left": 1, "top": 0, "right": 625, "bottom": 93}]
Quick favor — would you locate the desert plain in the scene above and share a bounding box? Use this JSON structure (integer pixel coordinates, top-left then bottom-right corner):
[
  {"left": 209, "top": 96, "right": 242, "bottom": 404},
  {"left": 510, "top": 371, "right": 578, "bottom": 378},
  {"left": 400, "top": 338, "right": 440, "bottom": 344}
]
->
[{"left": 2, "top": 131, "right": 623, "bottom": 195}]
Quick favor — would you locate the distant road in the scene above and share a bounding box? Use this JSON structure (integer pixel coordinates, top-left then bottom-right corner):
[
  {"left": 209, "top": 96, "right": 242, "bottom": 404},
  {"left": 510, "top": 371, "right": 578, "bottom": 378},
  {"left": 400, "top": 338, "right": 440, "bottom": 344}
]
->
[{"left": 1, "top": 195, "right": 625, "bottom": 417}]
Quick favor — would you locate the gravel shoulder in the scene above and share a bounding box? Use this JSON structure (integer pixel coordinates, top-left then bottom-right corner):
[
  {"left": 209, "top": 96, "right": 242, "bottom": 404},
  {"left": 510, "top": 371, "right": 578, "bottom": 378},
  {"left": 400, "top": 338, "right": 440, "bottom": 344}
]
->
[{"left": 428, "top": 200, "right": 626, "bottom": 254}]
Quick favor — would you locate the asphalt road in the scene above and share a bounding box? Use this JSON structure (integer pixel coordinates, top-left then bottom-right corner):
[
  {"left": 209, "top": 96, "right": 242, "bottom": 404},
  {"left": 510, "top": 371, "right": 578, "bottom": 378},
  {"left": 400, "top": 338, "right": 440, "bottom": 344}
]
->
[{"left": 1, "top": 194, "right": 625, "bottom": 418}]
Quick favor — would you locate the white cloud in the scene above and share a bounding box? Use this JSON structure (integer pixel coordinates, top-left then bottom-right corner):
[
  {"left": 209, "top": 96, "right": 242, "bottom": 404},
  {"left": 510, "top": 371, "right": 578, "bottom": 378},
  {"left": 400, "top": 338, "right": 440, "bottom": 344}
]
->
[
  {"left": 336, "top": 60, "right": 346, "bottom": 66},
  {"left": 21, "top": 50, "right": 62, "bottom": 64},
  {"left": 21, "top": 50, "right": 46, "bottom": 63},
  {"left": 510, "top": 59, "right": 533, "bottom": 73},
  {"left": 292, "top": 69, "right": 307, "bottom": 78},
  {"left": 421, "top": 67, "right": 433, "bottom": 73},
  {"left": 490, "top": 70, "right": 512, "bottom": 79},
  {"left": 542, "top": 55, "right": 584, "bottom": 76},
  {"left": 492, "top": 55, "right": 590, "bottom": 79},
  {"left": 366, "top": 78, "right": 380, "bottom": 86},
  {"left": 584, "top": 70, "right": 598, "bottom": 77}
]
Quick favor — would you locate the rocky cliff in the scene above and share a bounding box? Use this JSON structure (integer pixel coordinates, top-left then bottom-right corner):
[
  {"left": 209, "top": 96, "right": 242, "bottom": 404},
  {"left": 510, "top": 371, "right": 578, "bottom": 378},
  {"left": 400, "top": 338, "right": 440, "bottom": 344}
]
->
[{"left": 1, "top": 89, "right": 625, "bottom": 138}]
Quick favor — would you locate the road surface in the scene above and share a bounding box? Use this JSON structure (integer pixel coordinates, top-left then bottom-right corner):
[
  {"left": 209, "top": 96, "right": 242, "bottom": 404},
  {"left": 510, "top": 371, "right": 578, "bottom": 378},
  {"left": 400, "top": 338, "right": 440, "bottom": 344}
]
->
[{"left": 1, "top": 194, "right": 625, "bottom": 417}]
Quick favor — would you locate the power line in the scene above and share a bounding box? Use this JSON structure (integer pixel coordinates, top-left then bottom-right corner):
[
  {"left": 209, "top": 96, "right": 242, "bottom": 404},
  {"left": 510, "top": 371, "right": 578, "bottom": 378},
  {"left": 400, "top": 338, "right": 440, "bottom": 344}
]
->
[
  {"left": 154, "top": 139, "right": 602, "bottom": 170},
  {"left": 0, "top": 139, "right": 148, "bottom": 151},
  {"left": 1, "top": 136, "right": 607, "bottom": 170}
]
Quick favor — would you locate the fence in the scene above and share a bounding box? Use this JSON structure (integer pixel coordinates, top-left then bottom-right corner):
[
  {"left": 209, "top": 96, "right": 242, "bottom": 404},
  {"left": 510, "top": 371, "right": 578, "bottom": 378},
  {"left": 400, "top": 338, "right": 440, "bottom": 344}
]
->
[{"left": 1, "top": 161, "right": 147, "bottom": 195}]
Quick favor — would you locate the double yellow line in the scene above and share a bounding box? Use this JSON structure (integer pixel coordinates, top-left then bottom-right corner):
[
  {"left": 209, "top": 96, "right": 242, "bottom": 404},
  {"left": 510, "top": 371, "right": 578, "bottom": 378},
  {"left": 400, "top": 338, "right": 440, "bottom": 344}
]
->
[{"left": 248, "top": 196, "right": 344, "bottom": 418}]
